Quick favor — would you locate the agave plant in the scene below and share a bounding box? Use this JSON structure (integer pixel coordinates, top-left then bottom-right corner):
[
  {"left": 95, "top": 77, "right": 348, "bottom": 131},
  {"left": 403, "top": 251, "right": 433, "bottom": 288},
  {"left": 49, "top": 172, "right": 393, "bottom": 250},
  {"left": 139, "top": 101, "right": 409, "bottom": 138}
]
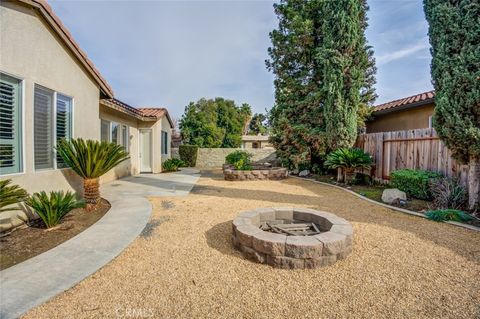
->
[
  {"left": 25, "top": 191, "right": 85, "bottom": 228},
  {"left": 56, "top": 138, "right": 129, "bottom": 208},
  {"left": 325, "top": 148, "right": 372, "bottom": 183},
  {"left": 0, "top": 179, "right": 28, "bottom": 213}
]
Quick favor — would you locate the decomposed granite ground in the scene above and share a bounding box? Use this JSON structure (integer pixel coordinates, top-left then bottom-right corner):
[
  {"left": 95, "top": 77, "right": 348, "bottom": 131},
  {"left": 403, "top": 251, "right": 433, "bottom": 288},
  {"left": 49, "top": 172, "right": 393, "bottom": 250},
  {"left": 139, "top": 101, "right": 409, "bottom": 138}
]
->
[{"left": 24, "top": 170, "right": 480, "bottom": 319}]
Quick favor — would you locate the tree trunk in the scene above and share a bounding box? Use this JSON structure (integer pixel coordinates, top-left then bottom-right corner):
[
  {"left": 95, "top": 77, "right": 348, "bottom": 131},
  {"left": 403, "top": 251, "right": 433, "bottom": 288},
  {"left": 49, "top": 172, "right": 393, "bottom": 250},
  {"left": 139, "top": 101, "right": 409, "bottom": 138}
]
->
[
  {"left": 84, "top": 177, "right": 100, "bottom": 211},
  {"left": 468, "top": 155, "right": 480, "bottom": 211},
  {"left": 337, "top": 168, "right": 344, "bottom": 183}
]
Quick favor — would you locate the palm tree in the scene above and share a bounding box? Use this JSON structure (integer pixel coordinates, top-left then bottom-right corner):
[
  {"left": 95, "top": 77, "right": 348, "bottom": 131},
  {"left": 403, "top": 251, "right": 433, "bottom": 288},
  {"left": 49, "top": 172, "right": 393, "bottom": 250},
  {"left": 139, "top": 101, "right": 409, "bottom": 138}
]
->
[
  {"left": 0, "top": 179, "right": 28, "bottom": 213},
  {"left": 56, "top": 138, "right": 129, "bottom": 209},
  {"left": 325, "top": 148, "right": 372, "bottom": 183}
]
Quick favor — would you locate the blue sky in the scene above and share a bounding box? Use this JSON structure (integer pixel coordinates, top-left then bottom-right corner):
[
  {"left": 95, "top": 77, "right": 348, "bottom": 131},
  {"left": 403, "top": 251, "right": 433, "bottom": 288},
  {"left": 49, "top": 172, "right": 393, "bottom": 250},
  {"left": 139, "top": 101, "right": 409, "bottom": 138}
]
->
[{"left": 50, "top": 0, "right": 433, "bottom": 120}]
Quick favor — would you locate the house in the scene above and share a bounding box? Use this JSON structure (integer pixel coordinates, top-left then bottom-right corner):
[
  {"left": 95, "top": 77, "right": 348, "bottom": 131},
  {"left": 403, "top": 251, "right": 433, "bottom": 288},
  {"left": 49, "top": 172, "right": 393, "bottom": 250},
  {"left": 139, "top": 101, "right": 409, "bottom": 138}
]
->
[
  {"left": 366, "top": 91, "right": 435, "bottom": 133},
  {"left": 0, "top": 0, "right": 173, "bottom": 198},
  {"left": 241, "top": 135, "right": 273, "bottom": 149}
]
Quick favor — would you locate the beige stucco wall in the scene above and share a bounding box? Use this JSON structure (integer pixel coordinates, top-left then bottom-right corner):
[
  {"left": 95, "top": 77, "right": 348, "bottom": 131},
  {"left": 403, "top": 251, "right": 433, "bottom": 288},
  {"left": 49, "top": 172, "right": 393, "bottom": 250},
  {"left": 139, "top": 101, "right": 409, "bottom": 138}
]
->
[
  {"left": 196, "top": 148, "right": 277, "bottom": 168},
  {"left": 0, "top": 2, "right": 101, "bottom": 194},
  {"left": 366, "top": 103, "right": 435, "bottom": 133},
  {"left": 98, "top": 105, "right": 141, "bottom": 184}
]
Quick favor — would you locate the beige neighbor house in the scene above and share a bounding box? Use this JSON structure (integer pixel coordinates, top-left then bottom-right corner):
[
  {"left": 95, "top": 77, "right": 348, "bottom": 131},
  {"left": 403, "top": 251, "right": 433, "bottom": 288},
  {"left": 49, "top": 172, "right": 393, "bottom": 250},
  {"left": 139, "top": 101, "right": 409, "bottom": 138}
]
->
[
  {"left": 241, "top": 135, "right": 273, "bottom": 149},
  {"left": 0, "top": 0, "right": 173, "bottom": 230},
  {"left": 366, "top": 90, "right": 435, "bottom": 133}
]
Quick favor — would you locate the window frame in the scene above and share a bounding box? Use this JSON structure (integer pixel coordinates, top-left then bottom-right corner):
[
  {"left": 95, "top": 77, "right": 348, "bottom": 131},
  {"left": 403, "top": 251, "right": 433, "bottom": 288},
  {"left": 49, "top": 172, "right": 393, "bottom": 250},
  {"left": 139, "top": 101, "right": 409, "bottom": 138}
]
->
[
  {"left": 99, "top": 119, "right": 129, "bottom": 151},
  {"left": 161, "top": 130, "right": 168, "bottom": 155},
  {"left": 0, "top": 71, "right": 25, "bottom": 176},
  {"left": 33, "top": 83, "right": 74, "bottom": 172}
]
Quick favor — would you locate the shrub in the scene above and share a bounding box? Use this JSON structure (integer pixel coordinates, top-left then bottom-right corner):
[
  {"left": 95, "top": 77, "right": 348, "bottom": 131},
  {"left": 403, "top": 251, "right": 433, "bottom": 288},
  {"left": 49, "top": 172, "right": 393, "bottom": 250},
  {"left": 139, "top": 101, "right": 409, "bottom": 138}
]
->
[
  {"left": 225, "top": 150, "right": 252, "bottom": 170},
  {"left": 425, "top": 209, "right": 473, "bottom": 223},
  {"left": 430, "top": 177, "right": 467, "bottom": 210},
  {"left": 162, "top": 158, "right": 185, "bottom": 172},
  {"left": 179, "top": 145, "right": 198, "bottom": 167},
  {"left": 25, "top": 191, "right": 85, "bottom": 228},
  {"left": 0, "top": 180, "right": 28, "bottom": 213},
  {"left": 56, "top": 138, "right": 129, "bottom": 207},
  {"left": 324, "top": 148, "right": 372, "bottom": 183},
  {"left": 390, "top": 169, "right": 441, "bottom": 200}
]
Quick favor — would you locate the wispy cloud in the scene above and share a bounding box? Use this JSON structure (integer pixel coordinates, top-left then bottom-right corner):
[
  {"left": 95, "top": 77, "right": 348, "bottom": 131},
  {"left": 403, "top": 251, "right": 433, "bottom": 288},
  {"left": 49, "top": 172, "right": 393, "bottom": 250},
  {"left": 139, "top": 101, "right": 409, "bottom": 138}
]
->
[{"left": 377, "top": 40, "right": 430, "bottom": 66}]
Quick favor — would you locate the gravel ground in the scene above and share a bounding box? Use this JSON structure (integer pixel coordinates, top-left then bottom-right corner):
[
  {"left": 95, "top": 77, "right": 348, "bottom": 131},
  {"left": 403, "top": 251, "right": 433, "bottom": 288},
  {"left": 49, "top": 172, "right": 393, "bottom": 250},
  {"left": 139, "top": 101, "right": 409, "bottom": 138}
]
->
[{"left": 24, "top": 170, "right": 480, "bottom": 319}]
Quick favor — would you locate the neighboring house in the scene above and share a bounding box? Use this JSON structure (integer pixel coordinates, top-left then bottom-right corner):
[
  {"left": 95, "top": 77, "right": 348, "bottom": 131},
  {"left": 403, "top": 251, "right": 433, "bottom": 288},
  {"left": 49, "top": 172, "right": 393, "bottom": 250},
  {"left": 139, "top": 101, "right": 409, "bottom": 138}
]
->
[
  {"left": 366, "top": 91, "right": 435, "bottom": 133},
  {"left": 0, "top": 0, "right": 173, "bottom": 199},
  {"left": 241, "top": 135, "right": 273, "bottom": 149}
]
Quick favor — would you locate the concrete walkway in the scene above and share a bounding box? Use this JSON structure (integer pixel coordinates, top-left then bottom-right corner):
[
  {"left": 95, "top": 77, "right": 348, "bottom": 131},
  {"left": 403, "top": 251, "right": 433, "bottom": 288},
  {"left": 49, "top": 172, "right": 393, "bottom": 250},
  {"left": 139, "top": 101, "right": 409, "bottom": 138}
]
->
[{"left": 0, "top": 169, "right": 200, "bottom": 319}]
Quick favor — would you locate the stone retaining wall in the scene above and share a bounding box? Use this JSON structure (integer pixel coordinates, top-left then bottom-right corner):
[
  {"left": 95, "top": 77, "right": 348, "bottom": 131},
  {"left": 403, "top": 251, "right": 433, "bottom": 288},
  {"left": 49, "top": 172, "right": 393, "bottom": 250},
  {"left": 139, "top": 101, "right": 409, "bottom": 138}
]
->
[
  {"left": 224, "top": 167, "right": 287, "bottom": 181},
  {"left": 232, "top": 207, "right": 353, "bottom": 269},
  {"left": 195, "top": 148, "right": 277, "bottom": 168}
]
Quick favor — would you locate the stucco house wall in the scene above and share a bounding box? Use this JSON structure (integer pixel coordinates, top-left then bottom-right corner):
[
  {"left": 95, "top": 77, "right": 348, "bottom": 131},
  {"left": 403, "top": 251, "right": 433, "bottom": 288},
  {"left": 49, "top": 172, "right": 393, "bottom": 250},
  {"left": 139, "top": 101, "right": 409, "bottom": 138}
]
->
[
  {"left": 98, "top": 105, "right": 141, "bottom": 184},
  {"left": 366, "top": 103, "right": 435, "bottom": 133},
  {"left": 0, "top": 1, "right": 101, "bottom": 194}
]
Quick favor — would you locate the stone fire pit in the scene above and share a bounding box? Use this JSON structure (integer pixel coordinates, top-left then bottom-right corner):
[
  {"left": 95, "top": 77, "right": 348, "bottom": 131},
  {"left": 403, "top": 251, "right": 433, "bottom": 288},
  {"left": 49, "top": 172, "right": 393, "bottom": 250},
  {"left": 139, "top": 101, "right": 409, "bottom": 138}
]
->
[
  {"left": 223, "top": 164, "right": 287, "bottom": 181},
  {"left": 232, "top": 207, "right": 353, "bottom": 269}
]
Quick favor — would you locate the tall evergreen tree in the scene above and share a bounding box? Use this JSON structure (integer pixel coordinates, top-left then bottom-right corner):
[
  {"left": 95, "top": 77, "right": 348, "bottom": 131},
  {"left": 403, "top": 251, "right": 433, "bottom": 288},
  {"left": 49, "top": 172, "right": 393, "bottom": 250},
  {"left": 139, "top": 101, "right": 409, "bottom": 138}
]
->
[
  {"left": 424, "top": 0, "right": 480, "bottom": 210},
  {"left": 267, "top": 0, "right": 375, "bottom": 167}
]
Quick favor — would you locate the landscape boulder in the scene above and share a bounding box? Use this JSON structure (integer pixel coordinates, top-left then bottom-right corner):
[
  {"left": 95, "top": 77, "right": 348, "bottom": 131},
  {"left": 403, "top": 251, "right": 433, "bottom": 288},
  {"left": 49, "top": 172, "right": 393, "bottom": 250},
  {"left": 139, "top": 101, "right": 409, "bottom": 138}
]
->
[
  {"left": 299, "top": 170, "right": 310, "bottom": 177},
  {"left": 381, "top": 188, "right": 407, "bottom": 204}
]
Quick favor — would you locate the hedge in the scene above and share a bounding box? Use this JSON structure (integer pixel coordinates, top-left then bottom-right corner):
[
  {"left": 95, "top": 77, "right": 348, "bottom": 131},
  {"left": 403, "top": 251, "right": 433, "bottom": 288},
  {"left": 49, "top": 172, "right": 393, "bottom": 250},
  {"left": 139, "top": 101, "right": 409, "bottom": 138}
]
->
[
  {"left": 390, "top": 169, "right": 441, "bottom": 200},
  {"left": 179, "top": 145, "right": 198, "bottom": 167}
]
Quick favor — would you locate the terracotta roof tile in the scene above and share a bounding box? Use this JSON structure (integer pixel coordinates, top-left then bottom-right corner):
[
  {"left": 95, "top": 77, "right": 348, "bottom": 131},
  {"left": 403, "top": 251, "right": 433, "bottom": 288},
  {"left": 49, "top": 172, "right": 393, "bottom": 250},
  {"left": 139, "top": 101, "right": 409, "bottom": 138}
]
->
[
  {"left": 137, "top": 107, "right": 167, "bottom": 118},
  {"left": 373, "top": 90, "right": 435, "bottom": 113},
  {"left": 21, "top": 0, "right": 114, "bottom": 97}
]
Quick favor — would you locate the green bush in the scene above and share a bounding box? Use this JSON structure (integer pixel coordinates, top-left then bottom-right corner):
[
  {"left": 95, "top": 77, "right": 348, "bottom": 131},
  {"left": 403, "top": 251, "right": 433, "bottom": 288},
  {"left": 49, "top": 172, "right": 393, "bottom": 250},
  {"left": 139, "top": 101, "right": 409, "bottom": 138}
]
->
[
  {"left": 0, "top": 179, "right": 28, "bottom": 213},
  {"left": 324, "top": 148, "right": 372, "bottom": 183},
  {"left": 25, "top": 191, "right": 85, "bottom": 228},
  {"left": 179, "top": 145, "right": 198, "bottom": 167},
  {"left": 162, "top": 158, "right": 186, "bottom": 172},
  {"left": 390, "top": 169, "right": 441, "bottom": 200},
  {"left": 225, "top": 150, "right": 252, "bottom": 170},
  {"left": 425, "top": 209, "right": 473, "bottom": 223}
]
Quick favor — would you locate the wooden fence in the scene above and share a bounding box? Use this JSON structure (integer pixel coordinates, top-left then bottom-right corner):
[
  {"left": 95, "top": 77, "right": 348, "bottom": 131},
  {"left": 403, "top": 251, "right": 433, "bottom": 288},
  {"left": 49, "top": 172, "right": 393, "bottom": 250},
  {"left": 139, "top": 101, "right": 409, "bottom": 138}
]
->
[{"left": 356, "top": 128, "right": 469, "bottom": 186}]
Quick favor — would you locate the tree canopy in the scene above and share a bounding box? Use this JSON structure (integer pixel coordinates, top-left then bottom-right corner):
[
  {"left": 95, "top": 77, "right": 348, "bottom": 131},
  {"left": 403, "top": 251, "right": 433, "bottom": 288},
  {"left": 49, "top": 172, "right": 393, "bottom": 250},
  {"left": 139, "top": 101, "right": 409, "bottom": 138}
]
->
[
  {"left": 179, "top": 98, "right": 251, "bottom": 148},
  {"left": 247, "top": 113, "right": 269, "bottom": 135},
  {"left": 424, "top": 0, "right": 480, "bottom": 209},
  {"left": 267, "top": 0, "right": 376, "bottom": 167}
]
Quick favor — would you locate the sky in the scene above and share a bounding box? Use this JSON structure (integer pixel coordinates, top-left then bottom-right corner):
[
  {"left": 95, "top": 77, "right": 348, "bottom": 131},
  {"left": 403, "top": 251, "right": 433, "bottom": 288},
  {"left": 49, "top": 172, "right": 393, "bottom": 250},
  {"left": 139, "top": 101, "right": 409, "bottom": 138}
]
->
[{"left": 49, "top": 0, "right": 434, "bottom": 120}]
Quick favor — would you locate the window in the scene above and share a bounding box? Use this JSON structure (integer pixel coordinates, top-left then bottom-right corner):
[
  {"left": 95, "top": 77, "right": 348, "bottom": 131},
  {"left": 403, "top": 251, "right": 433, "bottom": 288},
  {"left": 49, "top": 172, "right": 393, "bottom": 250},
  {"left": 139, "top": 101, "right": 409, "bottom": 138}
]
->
[
  {"left": 100, "top": 119, "right": 128, "bottom": 150},
  {"left": 0, "top": 73, "right": 22, "bottom": 175},
  {"left": 121, "top": 125, "right": 128, "bottom": 151},
  {"left": 428, "top": 115, "right": 433, "bottom": 128},
  {"left": 56, "top": 94, "right": 72, "bottom": 168},
  {"left": 101, "top": 119, "right": 110, "bottom": 142},
  {"left": 161, "top": 131, "right": 168, "bottom": 155},
  {"left": 34, "top": 85, "right": 72, "bottom": 170}
]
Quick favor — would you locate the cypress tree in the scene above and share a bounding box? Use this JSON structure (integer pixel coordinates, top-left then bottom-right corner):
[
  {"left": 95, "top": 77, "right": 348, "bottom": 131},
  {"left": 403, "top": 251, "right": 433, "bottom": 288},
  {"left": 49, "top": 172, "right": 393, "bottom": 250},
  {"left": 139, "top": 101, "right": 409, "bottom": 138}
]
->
[
  {"left": 267, "top": 0, "right": 375, "bottom": 168},
  {"left": 424, "top": 0, "right": 480, "bottom": 210}
]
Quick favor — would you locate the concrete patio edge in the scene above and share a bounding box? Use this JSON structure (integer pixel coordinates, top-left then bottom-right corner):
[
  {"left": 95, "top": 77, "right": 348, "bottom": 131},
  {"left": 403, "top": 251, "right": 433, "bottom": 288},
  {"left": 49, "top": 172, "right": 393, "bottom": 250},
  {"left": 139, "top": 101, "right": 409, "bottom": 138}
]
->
[
  {"left": 0, "top": 169, "right": 200, "bottom": 319},
  {"left": 291, "top": 176, "right": 480, "bottom": 233}
]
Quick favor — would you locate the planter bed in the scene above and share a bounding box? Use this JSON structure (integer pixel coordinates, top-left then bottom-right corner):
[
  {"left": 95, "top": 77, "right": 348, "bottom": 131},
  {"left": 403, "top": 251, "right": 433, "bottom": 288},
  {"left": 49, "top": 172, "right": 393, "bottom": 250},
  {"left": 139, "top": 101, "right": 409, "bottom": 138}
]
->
[
  {"left": 223, "top": 164, "right": 287, "bottom": 181},
  {"left": 0, "top": 199, "right": 110, "bottom": 270}
]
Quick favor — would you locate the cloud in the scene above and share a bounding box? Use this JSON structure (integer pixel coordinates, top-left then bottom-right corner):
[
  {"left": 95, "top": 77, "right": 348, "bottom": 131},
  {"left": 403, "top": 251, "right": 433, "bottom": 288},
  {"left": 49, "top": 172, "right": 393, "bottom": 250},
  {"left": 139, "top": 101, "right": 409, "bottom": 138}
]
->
[{"left": 377, "top": 40, "right": 430, "bottom": 66}]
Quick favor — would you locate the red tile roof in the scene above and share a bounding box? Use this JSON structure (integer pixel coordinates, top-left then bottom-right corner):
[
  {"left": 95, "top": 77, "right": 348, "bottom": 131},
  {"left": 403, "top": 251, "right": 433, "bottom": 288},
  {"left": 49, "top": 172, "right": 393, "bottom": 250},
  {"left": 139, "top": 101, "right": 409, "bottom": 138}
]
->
[
  {"left": 19, "top": 0, "right": 114, "bottom": 97},
  {"left": 138, "top": 108, "right": 174, "bottom": 128},
  {"left": 373, "top": 90, "right": 435, "bottom": 114}
]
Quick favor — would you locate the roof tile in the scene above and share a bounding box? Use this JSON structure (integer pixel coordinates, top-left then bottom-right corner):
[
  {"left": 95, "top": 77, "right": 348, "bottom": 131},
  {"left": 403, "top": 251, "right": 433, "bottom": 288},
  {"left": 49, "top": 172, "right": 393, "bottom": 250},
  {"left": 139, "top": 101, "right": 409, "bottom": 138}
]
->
[{"left": 373, "top": 90, "right": 435, "bottom": 113}]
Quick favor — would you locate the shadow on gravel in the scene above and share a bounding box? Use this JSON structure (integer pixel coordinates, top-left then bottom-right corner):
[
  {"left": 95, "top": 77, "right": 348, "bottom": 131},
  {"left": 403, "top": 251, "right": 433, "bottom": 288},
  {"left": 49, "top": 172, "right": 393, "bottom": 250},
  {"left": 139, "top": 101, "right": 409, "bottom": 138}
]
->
[{"left": 204, "top": 221, "right": 244, "bottom": 260}]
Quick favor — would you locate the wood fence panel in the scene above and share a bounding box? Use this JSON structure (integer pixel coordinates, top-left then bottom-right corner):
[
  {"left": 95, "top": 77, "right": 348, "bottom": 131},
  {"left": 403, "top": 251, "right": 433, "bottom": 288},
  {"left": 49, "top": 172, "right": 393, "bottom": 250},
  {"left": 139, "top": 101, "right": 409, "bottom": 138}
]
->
[{"left": 357, "top": 128, "right": 469, "bottom": 187}]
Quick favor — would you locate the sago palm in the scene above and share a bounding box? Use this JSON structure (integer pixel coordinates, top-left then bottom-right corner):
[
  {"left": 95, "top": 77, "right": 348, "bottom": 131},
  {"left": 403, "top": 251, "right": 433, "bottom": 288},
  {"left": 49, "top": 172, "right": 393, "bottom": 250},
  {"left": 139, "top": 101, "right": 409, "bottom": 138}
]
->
[
  {"left": 325, "top": 148, "right": 372, "bottom": 183},
  {"left": 0, "top": 179, "right": 28, "bottom": 213},
  {"left": 56, "top": 138, "right": 129, "bottom": 208}
]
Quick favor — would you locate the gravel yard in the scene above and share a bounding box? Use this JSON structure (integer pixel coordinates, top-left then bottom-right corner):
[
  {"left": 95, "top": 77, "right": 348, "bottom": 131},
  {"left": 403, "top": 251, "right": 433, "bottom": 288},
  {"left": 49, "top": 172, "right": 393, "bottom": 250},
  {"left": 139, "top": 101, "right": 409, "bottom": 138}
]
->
[{"left": 24, "top": 170, "right": 480, "bottom": 319}]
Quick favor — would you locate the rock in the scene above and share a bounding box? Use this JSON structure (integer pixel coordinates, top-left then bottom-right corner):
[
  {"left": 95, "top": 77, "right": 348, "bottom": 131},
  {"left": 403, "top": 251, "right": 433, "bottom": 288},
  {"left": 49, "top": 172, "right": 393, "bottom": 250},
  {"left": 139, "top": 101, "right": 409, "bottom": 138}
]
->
[
  {"left": 299, "top": 170, "right": 310, "bottom": 177},
  {"left": 381, "top": 188, "right": 407, "bottom": 204},
  {"left": 291, "top": 169, "right": 299, "bottom": 175}
]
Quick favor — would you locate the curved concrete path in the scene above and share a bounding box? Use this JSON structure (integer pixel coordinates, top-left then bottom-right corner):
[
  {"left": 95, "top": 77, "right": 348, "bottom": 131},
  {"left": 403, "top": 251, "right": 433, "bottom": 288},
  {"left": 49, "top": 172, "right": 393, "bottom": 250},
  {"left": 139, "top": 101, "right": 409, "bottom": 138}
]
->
[{"left": 0, "top": 168, "right": 200, "bottom": 319}]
